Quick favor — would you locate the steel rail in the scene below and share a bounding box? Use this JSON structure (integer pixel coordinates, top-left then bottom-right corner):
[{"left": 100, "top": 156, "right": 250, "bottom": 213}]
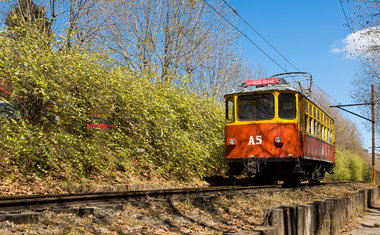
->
[
  {"left": 0, "top": 181, "right": 368, "bottom": 213},
  {"left": 0, "top": 185, "right": 278, "bottom": 212}
]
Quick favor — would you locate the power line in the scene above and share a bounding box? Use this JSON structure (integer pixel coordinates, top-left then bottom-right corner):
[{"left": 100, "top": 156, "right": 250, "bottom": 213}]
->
[
  {"left": 201, "top": 0, "right": 290, "bottom": 74},
  {"left": 220, "top": 0, "right": 301, "bottom": 73},
  {"left": 205, "top": 0, "right": 353, "bottom": 112}
]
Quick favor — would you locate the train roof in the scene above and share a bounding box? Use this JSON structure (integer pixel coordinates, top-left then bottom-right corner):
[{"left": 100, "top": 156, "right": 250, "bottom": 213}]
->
[
  {"left": 224, "top": 82, "right": 300, "bottom": 96},
  {"left": 224, "top": 72, "right": 334, "bottom": 120}
]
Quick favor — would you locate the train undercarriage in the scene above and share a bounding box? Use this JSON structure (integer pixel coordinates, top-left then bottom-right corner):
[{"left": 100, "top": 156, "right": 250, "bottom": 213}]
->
[{"left": 227, "top": 157, "right": 335, "bottom": 187}]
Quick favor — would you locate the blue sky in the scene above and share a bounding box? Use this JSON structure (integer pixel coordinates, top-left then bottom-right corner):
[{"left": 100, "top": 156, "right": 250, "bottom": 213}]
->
[{"left": 229, "top": 0, "right": 374, "bottom": 150}]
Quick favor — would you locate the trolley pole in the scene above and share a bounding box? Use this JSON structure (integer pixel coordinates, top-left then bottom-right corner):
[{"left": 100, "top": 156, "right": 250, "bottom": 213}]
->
[
  {"left": 371, "top": 85, "right": 375, "bottom": 184},
  {"left": 330, "top": 85, "right": 376, "bottom": 184}
]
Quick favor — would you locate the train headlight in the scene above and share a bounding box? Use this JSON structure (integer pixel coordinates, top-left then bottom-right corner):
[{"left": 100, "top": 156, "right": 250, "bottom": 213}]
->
[
  {"left": 275, "top": 136, "right": 282, "bottom": 143},
  {"left": 228, "top": 138, "right": 236, "bottom": 145}
]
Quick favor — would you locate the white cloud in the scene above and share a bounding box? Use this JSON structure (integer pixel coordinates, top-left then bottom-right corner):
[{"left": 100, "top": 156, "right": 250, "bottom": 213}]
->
[{"left": 331, "top": 26, "right": 380, "bottom": 59}]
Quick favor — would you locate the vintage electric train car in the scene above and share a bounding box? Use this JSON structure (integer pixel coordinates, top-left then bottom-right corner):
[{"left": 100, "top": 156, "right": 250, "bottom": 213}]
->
[{"left": 225, "top": 72, "right": 335, "bottom": 186}]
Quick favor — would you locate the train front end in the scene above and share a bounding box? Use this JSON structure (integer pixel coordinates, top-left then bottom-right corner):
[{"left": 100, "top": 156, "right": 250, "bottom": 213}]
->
[{"left": 225, "top": 78, "right": 302, "bottom": 183}]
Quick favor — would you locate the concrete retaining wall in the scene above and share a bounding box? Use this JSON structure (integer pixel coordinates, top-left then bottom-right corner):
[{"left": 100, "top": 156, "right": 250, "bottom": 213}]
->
[{"left": 256, "top": 186, "right": 380, "bottom": 235}]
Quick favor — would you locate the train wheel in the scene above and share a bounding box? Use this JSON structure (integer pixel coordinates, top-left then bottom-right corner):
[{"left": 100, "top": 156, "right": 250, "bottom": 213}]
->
[
  {"left": 248, "top": 174, "right": 277, "bottom": 186},
  {"left": 283, "top": 176, "right": 301, "bottom": 188},
  {"left": 309, "top": 179, "right": 321, "bottom": 185},
  {"left": 227, "top": 163, "right": 244, "bottom": 176}
]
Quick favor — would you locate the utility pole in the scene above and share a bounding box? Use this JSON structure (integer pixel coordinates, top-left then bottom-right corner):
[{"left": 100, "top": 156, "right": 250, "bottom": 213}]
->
[
  {"left": 330, "top": 85, "right": 376, "bottom": 184},
  {"left": 371, "top": 85, "right": 375, "bottom": 184}
]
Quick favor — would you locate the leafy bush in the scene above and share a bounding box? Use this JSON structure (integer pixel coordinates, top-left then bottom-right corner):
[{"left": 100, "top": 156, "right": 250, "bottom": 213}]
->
[
  {"left": 325, "top": 146, "right": 370, "bottom": 181},
  {"left": 0, "top": 32, "right": 225, "bottom": 181}
]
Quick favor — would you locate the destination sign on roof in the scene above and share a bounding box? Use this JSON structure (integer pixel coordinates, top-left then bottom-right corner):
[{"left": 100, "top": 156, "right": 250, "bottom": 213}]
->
[{"left": 245, "top": 78, "right": 279, "bottom": 86}]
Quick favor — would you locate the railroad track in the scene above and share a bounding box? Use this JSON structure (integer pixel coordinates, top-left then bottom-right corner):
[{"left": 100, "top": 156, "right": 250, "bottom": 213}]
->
[
  {"left": 0, "top": 181, "right": 367, "bottom": 214},
  {"left": 0, "top": 185, "right": 281, "bottom": 213}
]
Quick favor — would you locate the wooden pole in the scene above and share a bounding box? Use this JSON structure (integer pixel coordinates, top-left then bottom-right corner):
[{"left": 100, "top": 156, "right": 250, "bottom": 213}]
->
[{"left": 372, "top": 85, "right": 376, "bottom": 185}]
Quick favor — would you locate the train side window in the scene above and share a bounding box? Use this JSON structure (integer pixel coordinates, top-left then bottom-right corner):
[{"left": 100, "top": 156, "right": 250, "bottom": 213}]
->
[
  {"left": 322, "top": 126, "right": 325, "bottom": 139},
  {"left": 321, "top": 125, "right": 324, "bottom": 139},
  {"left": 310, "top": 118, "right": 314, "bottom": 134},
  {"left": 325, "top": 127, "right": 328, "bottom": 141},
  {"left": 278, "top": 93, "right": 296, "bottom": 119},
  {"left": 226, "top": 97, "right": 234, "bottom": 123},
  {"left": 314, "top": 120, "right": 317, "bottom": 136},
  {"left": 305, "top": 114, "right": 309, "bottom": 132},
  {"left": 304, "top": 101, "right": 308, "bottom": 114},
  {"left": 327, "top": 130, "right": 330, "bottom": 142},
  {"left": 309, "top": 104, "right": 312, "bottom": 116},
  {"left": 316, "top": 122, "right": 321, "bottom": 137},
  {"left": 329, "top": 131, "right": 332, "bottom": 142}
]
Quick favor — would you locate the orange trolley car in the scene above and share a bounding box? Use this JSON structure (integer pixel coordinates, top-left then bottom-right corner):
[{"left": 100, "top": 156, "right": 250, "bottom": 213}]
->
[{"left": 225, "top": 72, "right": 335, "bottom": 186}]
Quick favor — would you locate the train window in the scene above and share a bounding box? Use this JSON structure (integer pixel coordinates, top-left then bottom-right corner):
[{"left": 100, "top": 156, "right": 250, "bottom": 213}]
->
[
  {"left": 325, "top": 128, "right": 328, "bottom": 141},
  {"left": 322, "top": 126, "right": 325, "bottom": 139},
  {"left": 309, "top": 104, "right": 312, "bottom": 116},
  {"left": 313, "top": 106, "right": 316, "bottom": 117},
  {"left": 329, "top": 131, "right": 333, "bottom": 143},
  {"left": 237, "top": 94, "right": 274, "bottom": 121},
  {"left": 304, "top": 101, "right": 308, "bottom": 113},
  {"left": 310, "top": 118, "right": 314, "bottom": 134},
  {"left": 226, "top": 97, "right": 234, "bottom": 123},
  {"left": 314, "top": 120, "right": 317, "bottom": 136},
  {"left": 305, "top": 115, "right": 309, "bottom": 132},
  {"left": 278, "top": 93, "right": 296, "bottom": 119},
  {"left": 317, "top": 123, "right": 320, "bottom": 137}
]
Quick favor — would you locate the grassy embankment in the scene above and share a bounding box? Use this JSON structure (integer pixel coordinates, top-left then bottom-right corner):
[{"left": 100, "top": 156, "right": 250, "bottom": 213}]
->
[{"left": 0, "top": 32, "right": 225, "bottom": 185}]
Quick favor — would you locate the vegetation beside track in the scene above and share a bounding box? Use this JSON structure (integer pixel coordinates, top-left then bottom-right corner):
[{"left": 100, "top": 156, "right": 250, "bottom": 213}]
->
[
  {"left": 0, "top": 31, "right": 224, "bottom": 183},
  {"left": 325, "top": 146, "right": 370, "bottom": 181},
  {"left": 0, "top": 22, "right": 369, "bottom": 188}
]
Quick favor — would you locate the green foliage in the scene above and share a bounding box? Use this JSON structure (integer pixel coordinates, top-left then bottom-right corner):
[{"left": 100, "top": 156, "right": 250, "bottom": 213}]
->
[
  {"left": 0, "top": 30, "right": 111, "bottom": 126},
  {"left": 325, "top": 146, "right": 370, "bottom": 181},
  {"left": 110, "top": 77, "right": 225, "bottom": 179},
  {"left": 5, "top": 0, "right": 51, "bottom": 37},
  {"left": 0, "top": 32, "right": 225, "bottom": 181}
]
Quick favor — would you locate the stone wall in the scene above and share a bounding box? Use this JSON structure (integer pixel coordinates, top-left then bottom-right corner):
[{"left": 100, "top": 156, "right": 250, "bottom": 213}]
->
[{"left": 253, "top": 187, "right": 380, "bottom": 235}]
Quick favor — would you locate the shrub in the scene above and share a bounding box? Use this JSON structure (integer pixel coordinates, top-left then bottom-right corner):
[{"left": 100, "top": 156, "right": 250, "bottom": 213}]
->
[
  {"left": 0, "top": 31, "right": 225, "bottom": 181},
  {"left": 325, "top": 146, "right": 370, "bottom": 181}
]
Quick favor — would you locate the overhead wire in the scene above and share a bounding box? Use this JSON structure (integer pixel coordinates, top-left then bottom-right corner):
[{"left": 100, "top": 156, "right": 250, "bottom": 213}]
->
[
  {"left": 216, "top": 0, "right": 343, "bottom": 102},
  {"left": 204, "top": 0, "right": 358, "bottom": 116},
  {"left": 203, "top": 0, "right": 370, "bottom": 144},
  {"left": 220, "top": 0, "right": 301, "bottom": 73},
  {"left": 201, "top": 0, "right": 291, "bottom": 75}
]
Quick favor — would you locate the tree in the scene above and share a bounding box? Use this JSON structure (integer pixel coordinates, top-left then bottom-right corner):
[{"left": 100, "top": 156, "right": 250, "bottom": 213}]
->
[
  {"left": 1, "top": 0, "right": 256, "bottom": 99},
  {"left": 5, "top": 0, "right": 51, "bottom": 37},
  {"left": 93, "top": 0, "right": 249, "bottom": 98},
  {"left": 347, "top": 0, "right": 380, "bottom": 135},
  {"left": 1, "top": 0, "right": 106, "bottom": 49}
]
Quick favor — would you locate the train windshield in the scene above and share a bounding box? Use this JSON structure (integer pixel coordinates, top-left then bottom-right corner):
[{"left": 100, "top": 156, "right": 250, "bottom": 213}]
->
[
  {"left": 278, "top": 93, "right": 296, "bottom": 119},
  {"left": 237, "top": 94, "right": 274, "bottom": 121}
]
